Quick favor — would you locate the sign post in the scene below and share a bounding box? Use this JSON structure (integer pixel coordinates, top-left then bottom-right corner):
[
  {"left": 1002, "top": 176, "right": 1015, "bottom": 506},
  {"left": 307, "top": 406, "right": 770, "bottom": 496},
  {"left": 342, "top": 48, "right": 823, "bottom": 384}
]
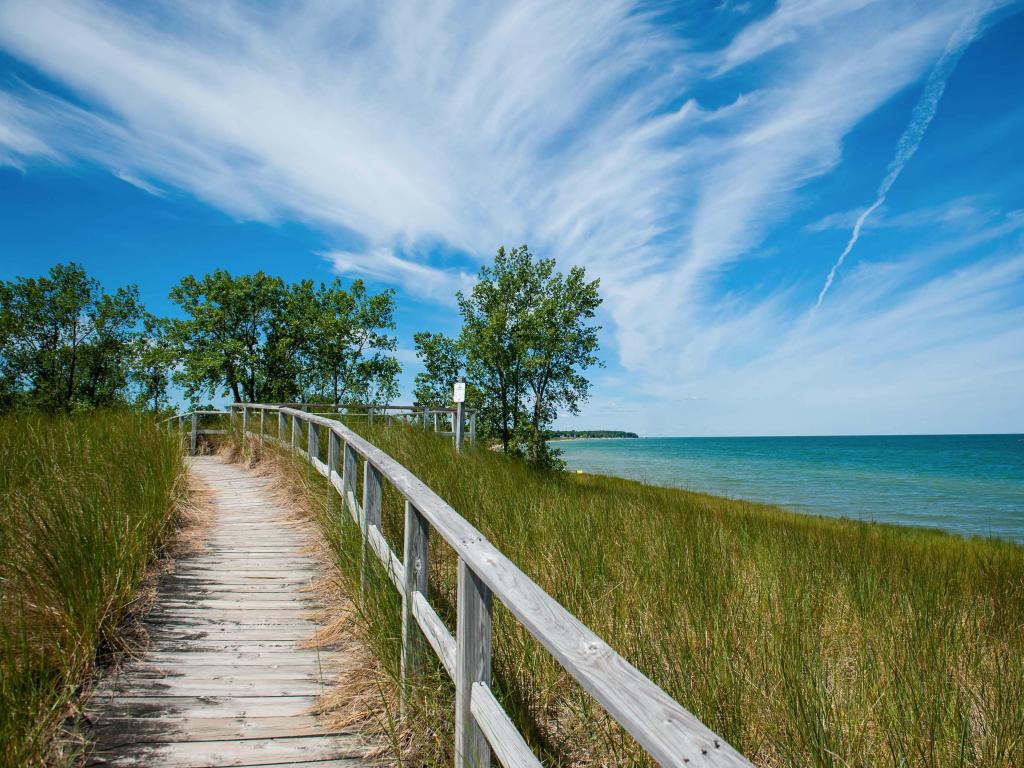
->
[{"left": 453, "top": 378, "right": 466, "bottom": 453}]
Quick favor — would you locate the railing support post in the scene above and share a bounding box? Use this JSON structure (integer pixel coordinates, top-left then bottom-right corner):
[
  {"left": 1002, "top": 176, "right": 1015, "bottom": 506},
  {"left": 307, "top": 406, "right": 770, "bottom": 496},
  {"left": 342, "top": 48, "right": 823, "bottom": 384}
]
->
[
  {"left": 291, "top": 414, "right": 299, "bottom": 453},
  {"left": 328, "top": 429, "right": 341, "bottom": 484},
  {"left": 259, "top": 409, "right": 265, "bottom": 440},
  {"left": 242, "top": 406, "right": 250, "bottom": 441},
  {"left": 454, "top": 401, "right": 465, "bottom": 453},
  {"left": 401, "top": 500, "right": 429, "bottom": 714},
  {"left": 308, "top": 420, "right": 319, "bottom": 462},
  {"left": 361, "top": 461, "right": 383, "bottom": 595},
  {"left": 469, "top": 412, "right": 476, "bottom": 447},
  {"left": 343, "top": 442, "right": 359, "bottom": 522},
  {"left": 190, "top": 412, "right": 198, "bottom": 456},
  {"left": 456, "top": 559, "right": 492, "bottom": 768},
  {"left": 278, "top": 410, "right": 286, "bottom": 442}
]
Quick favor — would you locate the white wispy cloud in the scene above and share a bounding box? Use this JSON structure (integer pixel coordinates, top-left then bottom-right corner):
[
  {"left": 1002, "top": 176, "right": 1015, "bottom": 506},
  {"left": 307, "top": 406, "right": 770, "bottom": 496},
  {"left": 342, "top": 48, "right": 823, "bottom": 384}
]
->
[
  {"left": 0, "top": 0, "right": 1018, "bottom": 432},
  {"left": 326, "top": 248, "right": 474, "bottom": 304}
]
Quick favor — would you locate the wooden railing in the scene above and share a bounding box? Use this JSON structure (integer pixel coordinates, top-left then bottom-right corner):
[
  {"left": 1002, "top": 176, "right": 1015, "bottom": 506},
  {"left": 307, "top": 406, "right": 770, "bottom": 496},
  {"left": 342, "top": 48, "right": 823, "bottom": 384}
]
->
[{"left": 170, "top": 404, "right": 753, "bottom": 768}]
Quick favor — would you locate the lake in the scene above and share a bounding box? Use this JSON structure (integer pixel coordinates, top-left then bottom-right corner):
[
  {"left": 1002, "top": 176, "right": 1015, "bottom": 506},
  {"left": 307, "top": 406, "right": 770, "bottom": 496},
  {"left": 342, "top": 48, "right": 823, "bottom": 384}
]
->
[{"left": 556, "top": 434, "right": 1024, "bottom": 542}]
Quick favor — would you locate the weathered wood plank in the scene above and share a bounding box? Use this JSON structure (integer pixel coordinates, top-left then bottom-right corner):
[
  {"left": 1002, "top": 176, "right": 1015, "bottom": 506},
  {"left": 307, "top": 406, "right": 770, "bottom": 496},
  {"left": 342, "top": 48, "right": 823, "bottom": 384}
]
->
[
  {"left": 470, "top": 682, "right": 542, "bottom": 768},
  {"left": 411, "top": 591, "right": 455, "bottom": 679},
  {"left": 456, "top": 558, "right": 492, "bottom": 768},
  {"left": 86, "top": 457, "right": 379, "bottom": 768},
  {"left": 87, "top": 733, "right": 367, "bottom": 767}
]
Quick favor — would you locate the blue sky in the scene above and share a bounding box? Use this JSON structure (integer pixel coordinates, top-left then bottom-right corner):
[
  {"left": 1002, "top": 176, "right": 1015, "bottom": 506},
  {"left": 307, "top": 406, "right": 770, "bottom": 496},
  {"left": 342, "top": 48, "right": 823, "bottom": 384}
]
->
[{"left": 1, "top": 0, "right": 1022, "bottom": 436}]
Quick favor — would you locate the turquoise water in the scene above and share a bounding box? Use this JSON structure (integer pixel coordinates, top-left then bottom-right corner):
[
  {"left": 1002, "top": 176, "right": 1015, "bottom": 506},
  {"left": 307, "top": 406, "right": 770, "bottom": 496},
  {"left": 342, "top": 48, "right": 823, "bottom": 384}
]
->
[{"left": 556, "top": 434, "right": 1024, "bottom": 542}]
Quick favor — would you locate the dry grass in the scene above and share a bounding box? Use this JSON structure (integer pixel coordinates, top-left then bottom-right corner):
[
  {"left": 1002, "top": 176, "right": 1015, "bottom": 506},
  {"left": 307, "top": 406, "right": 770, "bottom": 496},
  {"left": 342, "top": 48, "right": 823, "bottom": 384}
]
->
[{"left": 232, "top": 438, "right": 395, "bottom": 761}]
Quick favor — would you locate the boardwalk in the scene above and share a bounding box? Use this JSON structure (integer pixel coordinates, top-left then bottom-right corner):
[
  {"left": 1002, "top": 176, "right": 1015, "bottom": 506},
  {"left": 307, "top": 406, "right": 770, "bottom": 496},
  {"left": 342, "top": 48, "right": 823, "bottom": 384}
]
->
[{"left": 86, "top": 457, "right": 373, "bottom": 768}]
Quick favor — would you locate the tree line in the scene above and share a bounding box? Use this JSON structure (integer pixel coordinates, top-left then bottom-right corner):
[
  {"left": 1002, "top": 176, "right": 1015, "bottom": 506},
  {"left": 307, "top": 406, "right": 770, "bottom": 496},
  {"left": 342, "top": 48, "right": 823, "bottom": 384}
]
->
[{"left": 1, "top": 246, "right": 601, "bottom": 467}]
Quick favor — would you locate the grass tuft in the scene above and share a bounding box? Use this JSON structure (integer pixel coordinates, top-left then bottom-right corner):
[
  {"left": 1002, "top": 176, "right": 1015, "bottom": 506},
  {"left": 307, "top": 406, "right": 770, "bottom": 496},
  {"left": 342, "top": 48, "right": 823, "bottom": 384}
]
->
[{"left": 0, "top": 411, "right": 183, "bottom": 767}]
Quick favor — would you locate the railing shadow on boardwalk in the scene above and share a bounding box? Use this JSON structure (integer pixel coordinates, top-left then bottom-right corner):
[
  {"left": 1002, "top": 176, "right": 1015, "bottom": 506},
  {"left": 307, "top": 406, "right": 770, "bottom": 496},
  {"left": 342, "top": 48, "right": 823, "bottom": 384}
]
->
[{"left": 161, "top": 404, "right": 754, "bottom": 768}]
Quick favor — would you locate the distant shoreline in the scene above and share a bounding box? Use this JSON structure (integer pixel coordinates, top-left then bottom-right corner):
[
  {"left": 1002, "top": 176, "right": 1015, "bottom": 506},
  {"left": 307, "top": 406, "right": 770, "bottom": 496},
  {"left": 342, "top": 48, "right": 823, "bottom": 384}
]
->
[{"left": 547, "top": 430, "right": 639, "bottom": 441}]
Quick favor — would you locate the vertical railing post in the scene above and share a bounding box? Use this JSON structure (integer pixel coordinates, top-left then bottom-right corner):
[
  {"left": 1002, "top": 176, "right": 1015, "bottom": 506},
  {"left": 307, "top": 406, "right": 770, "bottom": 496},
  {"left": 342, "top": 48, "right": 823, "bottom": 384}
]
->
[
  {"left": 456, "top": 559, "right": 492, "bottom": 768},
  {"left": 242, "top": 406, "right": 250, "bottom": 441},
  {"left": 328, "top": 429, "right": 341, "bottom": 484},
  {"left": 278, "top": 410, "right": 285, "bottom": 442},
  {"left": 343, "top": 443, "right": 359, "bottom": 522},
  {"left": 433, "top": 412, "right": 439, "bottom": 432},
  {"left": 361, "top": 461, "right": 383, "bottom": 594},
  {"left": 308, "top": 420, "right": 319, "bottom": 462},
  {"left": 368, "top": 406, "right": 375, "bottom": 426},
  {"left": 469, "top": 412, "right": 476, "bottom": 447},
  {"left": 401, "top": 500, "right": 429, "bottom": 713},
  {"left": 259, "top": 409, "right": 265, "bottom": 440},
  {"left": 291, "top": 414, "right": 299, "bottom": 453},
  {"left": 190, "top": 412, "right": 198, "bottom": 456},
  {"left": 454, "top": 401, "right": 466, "bottom": 453}
]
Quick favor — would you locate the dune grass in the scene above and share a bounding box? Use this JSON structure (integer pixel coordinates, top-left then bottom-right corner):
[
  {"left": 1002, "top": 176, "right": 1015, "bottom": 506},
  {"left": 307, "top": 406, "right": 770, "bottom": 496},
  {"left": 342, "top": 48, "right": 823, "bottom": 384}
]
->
[
  {"left": 258, "top": 419, "right": 1024, "bottom": 768},
  {"left": 0, "top": 412, "right": 183, "bottom": 767}
]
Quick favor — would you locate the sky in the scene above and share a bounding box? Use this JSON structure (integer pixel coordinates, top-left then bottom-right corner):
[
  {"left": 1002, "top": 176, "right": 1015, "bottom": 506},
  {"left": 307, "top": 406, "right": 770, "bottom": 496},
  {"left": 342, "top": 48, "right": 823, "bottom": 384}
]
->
[{"left": 1, "top": 0, "right": 1022, "bottom": 436}]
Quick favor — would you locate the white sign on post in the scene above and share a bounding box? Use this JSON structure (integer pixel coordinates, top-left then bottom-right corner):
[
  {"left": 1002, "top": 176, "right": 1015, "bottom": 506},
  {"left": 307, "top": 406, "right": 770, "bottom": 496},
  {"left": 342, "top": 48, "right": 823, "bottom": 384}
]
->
[{"left": 453, "top": 381, "right": 466, "bottom": 403}]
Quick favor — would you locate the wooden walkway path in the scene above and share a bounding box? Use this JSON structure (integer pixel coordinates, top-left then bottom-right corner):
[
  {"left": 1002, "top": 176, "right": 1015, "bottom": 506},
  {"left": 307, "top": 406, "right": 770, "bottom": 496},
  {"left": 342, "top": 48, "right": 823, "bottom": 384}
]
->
[{"left": 86, "top": 457, "right": 374, "bottom": 768}]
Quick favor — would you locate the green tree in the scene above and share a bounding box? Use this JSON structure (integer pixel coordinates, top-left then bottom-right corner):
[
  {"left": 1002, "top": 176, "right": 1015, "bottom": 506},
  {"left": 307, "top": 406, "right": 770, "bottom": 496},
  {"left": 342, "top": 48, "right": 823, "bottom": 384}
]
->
[
  {"left": 167, "top": 270, "right": 400, "bottom": 406},
  {"left": 412, "top": 331, "right": 463, "bottom": 407},
  {"left": 305, "top": 279, "right": 400, "bottom": 405},
  {"left": 167, "top": 271, "right": 291, "bottom": 404},
  {"left": 133, "top": 314, "right": 175, "bottom": 413},
  {"left": 0, "top": 262, "right": 145, "bottom": 411},
  {"left": 417, "top": 245, "right": 602, "bottom": 466}
]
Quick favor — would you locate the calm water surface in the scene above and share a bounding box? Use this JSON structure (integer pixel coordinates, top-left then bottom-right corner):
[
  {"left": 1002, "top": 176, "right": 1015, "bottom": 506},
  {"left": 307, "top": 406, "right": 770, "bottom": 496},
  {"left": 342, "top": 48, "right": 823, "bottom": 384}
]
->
[{"left": 556, "top": 435, "right": 1024, "bottom": 542}]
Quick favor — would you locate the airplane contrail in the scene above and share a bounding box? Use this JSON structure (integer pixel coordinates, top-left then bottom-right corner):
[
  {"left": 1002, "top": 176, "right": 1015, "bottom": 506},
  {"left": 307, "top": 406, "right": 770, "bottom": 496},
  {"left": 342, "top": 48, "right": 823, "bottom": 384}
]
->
[{"left": 814, "top": 10, "right": 984, "bottom": 311}]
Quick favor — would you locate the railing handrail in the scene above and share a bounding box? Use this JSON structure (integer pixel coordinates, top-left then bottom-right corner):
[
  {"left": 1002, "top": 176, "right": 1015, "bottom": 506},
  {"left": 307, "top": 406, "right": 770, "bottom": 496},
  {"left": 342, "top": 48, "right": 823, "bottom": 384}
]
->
[
  {"left": 238, "top": 402, "right": 471, "bottom": 415},
  {"left": 219, "top": 403, "right": 752, "bottom": 768}
]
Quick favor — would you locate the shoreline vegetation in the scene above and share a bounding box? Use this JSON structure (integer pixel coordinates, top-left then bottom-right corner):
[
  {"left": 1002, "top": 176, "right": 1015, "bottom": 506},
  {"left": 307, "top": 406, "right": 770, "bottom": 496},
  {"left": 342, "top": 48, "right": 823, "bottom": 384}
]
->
[
  {"left": 254, "top": 420, "right": 1024, "bottom": 768},
  {"left": 0, "top": 412, "right": 183, "bottom": 767},
  {"left": 546, "top": 429, "right": 639, "bottom": 440}
]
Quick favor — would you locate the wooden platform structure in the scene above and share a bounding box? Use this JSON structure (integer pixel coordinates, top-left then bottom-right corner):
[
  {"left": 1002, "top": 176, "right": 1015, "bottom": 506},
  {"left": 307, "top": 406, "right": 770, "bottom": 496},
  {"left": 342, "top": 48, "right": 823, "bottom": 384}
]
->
[{"left": 86, "top": 457, "right": 373, "bottom": 768}]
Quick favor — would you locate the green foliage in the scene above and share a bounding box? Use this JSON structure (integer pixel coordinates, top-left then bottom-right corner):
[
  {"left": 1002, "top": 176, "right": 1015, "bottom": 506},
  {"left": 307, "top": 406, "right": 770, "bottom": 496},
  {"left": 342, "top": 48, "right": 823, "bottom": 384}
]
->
[
  {"left": 545, "top": 429, "right": 639, "bottom": 439},
  {"left": 416, "top": 245, "right": 602, "bottom": 467},
  {"left": 278, "top": 423, "right": 1024, "bottom": 768},
  {"left": 0, "top": 412, "right": 183, "bottom": 766},
  {"left": 167, "top": 270, "right": 399, "bottom": 406},
  {"left": 0, "top": 263, "right": 146, "bottom": 412},
  {"left": 305, "top": 279, "right": 400, "bottom": 405}
]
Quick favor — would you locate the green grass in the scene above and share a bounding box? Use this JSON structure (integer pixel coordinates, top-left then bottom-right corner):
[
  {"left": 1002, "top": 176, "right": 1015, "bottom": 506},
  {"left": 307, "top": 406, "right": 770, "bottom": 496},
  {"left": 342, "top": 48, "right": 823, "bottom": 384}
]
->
[
  {"left": 259, "top": 420, "right": 1024, "bottom": 768},
  {"left": 0, "top": 412, "right": 183, "bottom": 767}
]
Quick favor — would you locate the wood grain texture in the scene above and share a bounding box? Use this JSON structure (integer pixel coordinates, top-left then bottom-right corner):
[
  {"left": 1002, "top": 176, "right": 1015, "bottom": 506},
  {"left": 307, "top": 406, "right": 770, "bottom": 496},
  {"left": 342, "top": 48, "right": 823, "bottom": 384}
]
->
[
  {"left": 401, "top": 502, "right": 429, "bottom": 687},
  {"left": 85, "top": 457, "right": 380, "bottom": 768},
  {"left": 456, "top": 559, "right": 492, "bottom": 768},
  {"left": 470, "top": 683, "right": 542, "bottom": 768}
]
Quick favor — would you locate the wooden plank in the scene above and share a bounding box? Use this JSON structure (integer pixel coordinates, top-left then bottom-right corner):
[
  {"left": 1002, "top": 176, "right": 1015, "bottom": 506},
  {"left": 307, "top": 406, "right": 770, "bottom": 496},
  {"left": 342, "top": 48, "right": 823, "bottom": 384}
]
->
[
  {"left": 411, "top": 589, "right": 455, "bottom": 679},
  {"left": 360, "top": 462, "right": 382, "bottom": 594},
  {"left": 366, "top": 525, "right": 404, "bottom": 593},
  {"left": 87, "top": 456, "right": 381, "bottom": 767},
  {"left": 87, "top": 733, "right": 367, "bottom": 767},
  {"left": 401, "top": 501, "right": 429, "bottom": 688},
  {"left": 470, "top": 683, "right": 542, "bottom": 768},
  {"left": 455, "top": 559, "right": 492, "bottom": 768},
  {"left": 89, "top": 715, "right": 335, "bottom": 743}
]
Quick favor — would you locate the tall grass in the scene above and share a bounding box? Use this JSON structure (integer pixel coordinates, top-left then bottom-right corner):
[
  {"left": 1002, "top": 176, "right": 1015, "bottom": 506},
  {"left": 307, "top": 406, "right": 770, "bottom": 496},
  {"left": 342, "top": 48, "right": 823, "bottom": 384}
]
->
[
  {"left": 260, "top": 420, "right": 1024, "bottom": 768},
  {"left": 0, "top": 412, "right": 183, "bottom": 767}
]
